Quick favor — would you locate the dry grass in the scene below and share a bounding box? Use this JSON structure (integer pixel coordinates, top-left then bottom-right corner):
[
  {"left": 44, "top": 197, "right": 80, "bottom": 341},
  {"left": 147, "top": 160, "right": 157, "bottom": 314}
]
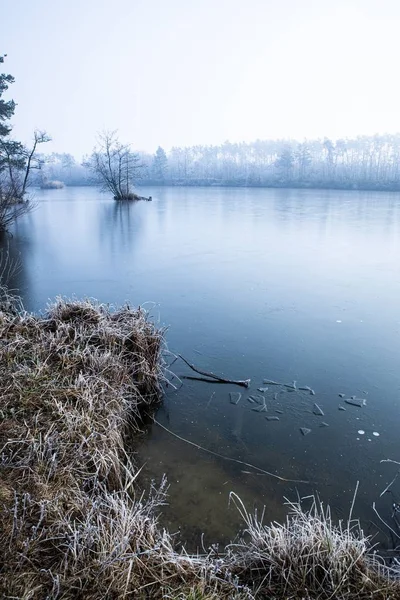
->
[
  {"left": 0, "top": 295, "right": 245, "bottom": 599},
  {"left": 226, "top": 493, "right": 400, "bottom": 599},
  {"left": 0, "top": 293, "right": 399, "bottom": 599}
]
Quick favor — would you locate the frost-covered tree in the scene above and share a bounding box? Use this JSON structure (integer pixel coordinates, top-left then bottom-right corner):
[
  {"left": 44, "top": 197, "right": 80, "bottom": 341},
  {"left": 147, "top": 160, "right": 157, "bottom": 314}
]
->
[
  {"left": 275, "top": 147, "right": 294, "bottom": 180},
  {"left": 87, "top": 131, "right": 144, "bottom": 200},
  {"left": 152, "top": 146, "right": 168, "bottom": 183}
]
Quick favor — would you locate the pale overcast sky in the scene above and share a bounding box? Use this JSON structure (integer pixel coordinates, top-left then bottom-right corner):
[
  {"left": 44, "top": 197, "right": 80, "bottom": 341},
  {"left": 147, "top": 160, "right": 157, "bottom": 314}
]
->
[{"left": 2, "top": 0, "right": 400, "bottom": 157}]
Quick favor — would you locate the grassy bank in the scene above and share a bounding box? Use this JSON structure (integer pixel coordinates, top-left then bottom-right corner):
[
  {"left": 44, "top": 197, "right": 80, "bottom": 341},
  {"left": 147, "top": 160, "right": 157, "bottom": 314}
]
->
[{"left": 0, "top": 296, "right": 399, "bottom": 599}]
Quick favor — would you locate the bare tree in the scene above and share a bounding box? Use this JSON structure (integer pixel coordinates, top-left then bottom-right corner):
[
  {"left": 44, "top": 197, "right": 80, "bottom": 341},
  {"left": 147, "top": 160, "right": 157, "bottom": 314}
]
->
[
  {"left": 87, "top": 131, "right": 144, "bottom": 200},
  {"left": 19, "top": 130, "right": 51, "bottom": 198},
  {"left": 0, "top": 130, "right": 50, "bottom": 231},
  {"left": 1, "top": 131, "right": 51, "bottom": 196}
]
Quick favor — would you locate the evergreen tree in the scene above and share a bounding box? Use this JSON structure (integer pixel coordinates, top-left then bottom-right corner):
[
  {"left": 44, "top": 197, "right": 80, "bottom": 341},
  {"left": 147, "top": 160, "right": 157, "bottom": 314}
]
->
[
  {"left": 296, "top": 143, "right": 312, "bottom": 180},
  {"left": 275, "top": 147, "right": 294, "bottom": 181},
  {"left": 0, "top": 54, "right": 50, "bottom": 230},
  {"left": 0, "top": 55, "right": 24, "bottom": 174},
  {"left": 152, "top": 146, "right": 168, "bottom": 182}
]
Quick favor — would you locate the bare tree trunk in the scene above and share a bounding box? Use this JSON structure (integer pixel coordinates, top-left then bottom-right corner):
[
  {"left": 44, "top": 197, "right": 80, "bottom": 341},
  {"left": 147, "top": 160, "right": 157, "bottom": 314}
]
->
[
  {"left": 20, "top": 140, "right": 37, "bottom": 199},
  {"left": 19, "top": 131, "right": 51, "bottom": 199}
]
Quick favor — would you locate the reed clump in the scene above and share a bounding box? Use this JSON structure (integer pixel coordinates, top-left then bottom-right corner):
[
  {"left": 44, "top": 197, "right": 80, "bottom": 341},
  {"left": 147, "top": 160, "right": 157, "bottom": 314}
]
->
[
  {"left": 0, "top": 296, "right": 245, "bottom": 598},
  {"left": 40, "top": 180, "right": 65, "bottom": 189},
  {"left": 0, "top": 294, "right": 399, "bottom": 598},
  {"left": 226, "top": 493, "right": 400, "bottom": 599}
]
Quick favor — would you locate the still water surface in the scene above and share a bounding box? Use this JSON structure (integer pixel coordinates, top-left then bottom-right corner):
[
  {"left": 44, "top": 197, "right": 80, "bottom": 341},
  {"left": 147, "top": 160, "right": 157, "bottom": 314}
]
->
[{"left": 3, "top": 186, "right": 400, "bottom": 548}]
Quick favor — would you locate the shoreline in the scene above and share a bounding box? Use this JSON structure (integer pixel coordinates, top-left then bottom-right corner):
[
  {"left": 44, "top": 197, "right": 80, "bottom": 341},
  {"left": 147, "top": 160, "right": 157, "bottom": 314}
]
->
[
  {"left": 0, "top": 294, "right": 399, "bottom": 598},
  {"left": 43, "top": 182, "right": 400, "bottom": 194}
]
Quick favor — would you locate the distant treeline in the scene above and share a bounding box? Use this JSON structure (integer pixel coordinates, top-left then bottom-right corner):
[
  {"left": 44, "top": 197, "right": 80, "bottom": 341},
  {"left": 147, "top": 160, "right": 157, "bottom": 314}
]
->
[{"left": 37, "top": 134, "right": 400, "bottom": 192}]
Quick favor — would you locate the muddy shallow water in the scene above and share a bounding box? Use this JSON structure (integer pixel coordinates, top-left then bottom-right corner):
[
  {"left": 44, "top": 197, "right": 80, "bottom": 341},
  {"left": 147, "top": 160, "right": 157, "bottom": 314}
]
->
[{"left": 3, "top": 185, "right": 400, "bottom": 549}]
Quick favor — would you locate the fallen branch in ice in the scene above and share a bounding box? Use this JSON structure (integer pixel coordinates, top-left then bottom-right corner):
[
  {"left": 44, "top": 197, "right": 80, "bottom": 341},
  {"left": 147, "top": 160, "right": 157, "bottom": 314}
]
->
[{"left": 178, "top": 354, "right": 250, "bottom": 388}]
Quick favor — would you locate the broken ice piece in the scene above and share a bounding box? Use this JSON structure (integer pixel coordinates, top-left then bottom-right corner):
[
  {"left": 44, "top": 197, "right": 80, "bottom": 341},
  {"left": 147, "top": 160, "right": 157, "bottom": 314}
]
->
[
  {"left": 284, "top": 382, "right": 296, "bottom": 390},
  {"left": 313, "top": 403, "right": 324, "bottom": 416},
  {"left": 300, "top": 427, "right": 312, "bottom": 436},
  {"left": 249, "top": 395, "right": 265, "bottom": 404},
  {"left": 252, "top": 404, "right": 267, "bottom": 412},
  {"left": 345, "top": 396, "right": 366, "bottom": 408},
  {"left": 344, "top": 398, "right": 363, "bottom": 408},
  {"left": 229, "top": 392, "right": 242, "bottom": 405}
]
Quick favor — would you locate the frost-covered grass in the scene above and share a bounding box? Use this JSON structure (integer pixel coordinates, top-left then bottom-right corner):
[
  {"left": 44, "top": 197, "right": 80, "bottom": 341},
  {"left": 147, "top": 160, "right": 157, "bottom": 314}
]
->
[{"left": 0, "top": 294, "right": 398, "bottom": 598}]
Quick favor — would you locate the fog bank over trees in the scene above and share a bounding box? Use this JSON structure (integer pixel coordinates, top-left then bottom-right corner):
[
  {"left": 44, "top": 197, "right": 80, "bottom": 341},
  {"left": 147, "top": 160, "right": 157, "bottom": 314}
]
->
[{"left": 37, "top": 134, "right": 400, "bottom": 192}]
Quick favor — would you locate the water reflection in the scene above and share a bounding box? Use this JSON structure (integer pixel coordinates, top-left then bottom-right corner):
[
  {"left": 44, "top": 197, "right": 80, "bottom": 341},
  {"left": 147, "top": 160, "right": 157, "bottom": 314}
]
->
[
  {"left": 98, "top": 200, "right": 145, "bottom": 253},
  {"left": 0, "top": 232, "right": 28, "bottom": 296}
]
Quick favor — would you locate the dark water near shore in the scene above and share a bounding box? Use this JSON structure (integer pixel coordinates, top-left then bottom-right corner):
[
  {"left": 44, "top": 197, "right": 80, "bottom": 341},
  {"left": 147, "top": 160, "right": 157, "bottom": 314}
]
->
[{"left": 3, "top": 186, "right": 400, "bottom": 549}]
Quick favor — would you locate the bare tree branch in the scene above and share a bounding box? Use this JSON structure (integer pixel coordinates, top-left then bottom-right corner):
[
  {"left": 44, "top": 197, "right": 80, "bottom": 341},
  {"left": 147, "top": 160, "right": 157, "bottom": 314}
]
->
[
  {"left": 86, "top": 130, "right": 148, "bottom": 200},
  {"left": 20, "top": 130, "right": 52, "bottom": 198},
  {"left": 178, "top": 354, "right": 251, "bottom": 388}
]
